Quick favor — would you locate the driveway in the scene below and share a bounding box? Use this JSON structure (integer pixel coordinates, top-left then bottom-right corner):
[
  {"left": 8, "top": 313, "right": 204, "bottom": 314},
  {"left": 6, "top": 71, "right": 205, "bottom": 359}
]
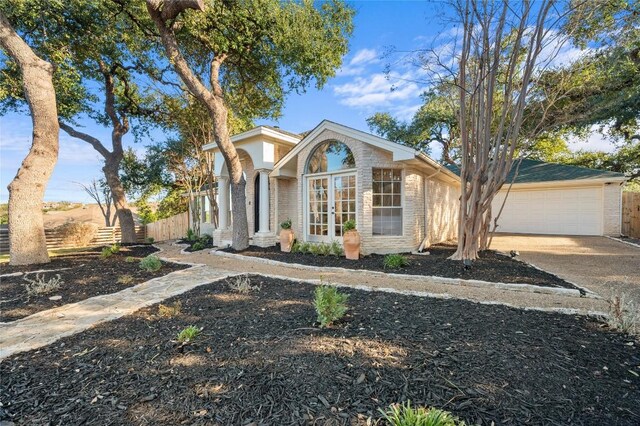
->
[{"left": 490, "top": 234, "right": 640, "bottom": 304}]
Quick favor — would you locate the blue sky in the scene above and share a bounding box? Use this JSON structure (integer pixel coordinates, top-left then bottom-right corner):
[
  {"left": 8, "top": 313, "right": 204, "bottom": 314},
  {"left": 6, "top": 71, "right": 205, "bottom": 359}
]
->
[{"left": 0, "top": 1, "right": 616, "bottom": 203}]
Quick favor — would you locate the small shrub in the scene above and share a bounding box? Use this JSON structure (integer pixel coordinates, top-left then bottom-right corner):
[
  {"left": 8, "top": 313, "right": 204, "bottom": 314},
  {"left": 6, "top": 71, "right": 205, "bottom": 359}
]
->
[
  {"left": 177, "top": 325, "right": 201, "bottom": 342},
  {"left": 228, "top": 275, "right": 261, "bottom": 294},
  {"left": 110, "top": 243, "right": 121, "bottom": 254},
  {"left": 608, "top": 294, "right": 639, "bottom": 336},
  {"left": 101, "top": 246, "right": 114, "bottom": 259},
  {"left": 299, "top": 242, "right": 311, "bottom": 254},
  {"left": 329, "top": 240, "right": 343, "bottom": 256},
  {"left": 343, "top": 219, "right": 356, "bottom": 232},
  {"left": 158, "top": 301, "right": 182, "bottom": 317},
  {"left": 117, "top": 274, "right": 134, "bottom": 285},
  {"left": 145, "top": 237, "right": 155, "bottom": 244},
  {"left": 191, "top": 241, "right": 205, "bottom": 251},
  {"left": 314, "top": 285, "right": 348, "bottom": 328},
  {"left": 383, "top": 254, "right": 409, "bottom": 270},
  {"left": 291, "top": 241, "right": 301, "bottom": 253},
  {"left": 280, "top": 218, "right": 292, "bottom": 229},
  {"left": 186, "top": 228, "right": 197, "bottom": 242},
  {"left": 380, "top": 401, "right": 464, "bottom": 426},
  {"left": 23, "top": 273, "right": 63, "bottom": 296},
  {"left": 199, "top": 234, "right": 213, "bottom": 245},
  {"left": 125, "top": 256, "right": 136, "bottom": 263},
  {"left": 54, "top": 221, "right": 98, "bottom": 247},
  {"left": 139, "top": 255, "right": 162, "bottom": 272}
]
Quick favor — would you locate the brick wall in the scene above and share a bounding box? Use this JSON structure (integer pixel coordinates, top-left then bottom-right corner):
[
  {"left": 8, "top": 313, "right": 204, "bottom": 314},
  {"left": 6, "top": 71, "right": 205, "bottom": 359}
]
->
[{"left": 602, "top": 183, "right": 622, "bottom": 235}]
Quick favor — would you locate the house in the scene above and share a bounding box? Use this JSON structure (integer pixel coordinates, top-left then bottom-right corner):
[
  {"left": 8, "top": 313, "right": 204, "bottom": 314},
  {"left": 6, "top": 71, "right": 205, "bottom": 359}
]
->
[{"left": 194, "top": 120, "right": 626, "bottom": 253}]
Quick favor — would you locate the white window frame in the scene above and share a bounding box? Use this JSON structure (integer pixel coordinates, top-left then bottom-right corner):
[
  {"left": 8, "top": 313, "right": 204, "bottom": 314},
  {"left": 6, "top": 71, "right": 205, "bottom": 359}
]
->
[{"left": 371, "top": 168, "right": 404, "bottom": 237}]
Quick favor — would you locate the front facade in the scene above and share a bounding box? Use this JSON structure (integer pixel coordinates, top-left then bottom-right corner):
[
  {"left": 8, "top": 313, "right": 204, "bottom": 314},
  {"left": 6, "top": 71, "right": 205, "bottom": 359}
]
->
[{"left": 195, "top": 121, "right": 626, "bottom": 253}]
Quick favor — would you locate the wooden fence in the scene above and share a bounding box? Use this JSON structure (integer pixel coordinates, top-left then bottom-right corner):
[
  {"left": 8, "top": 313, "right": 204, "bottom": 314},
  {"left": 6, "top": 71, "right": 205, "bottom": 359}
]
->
[
  {"left": 0, "top": 225, "right": 146, "bottom": 255},
  {"left": 145, "top": 211, "right": 189, "bottom": 242},
  {"left": 622, "top": 192, "right": 640, "bottom": 238}
]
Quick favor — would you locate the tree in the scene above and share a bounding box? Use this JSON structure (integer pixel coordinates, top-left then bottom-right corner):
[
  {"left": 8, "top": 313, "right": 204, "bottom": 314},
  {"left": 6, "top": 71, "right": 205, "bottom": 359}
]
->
[
  {"left": 76, "top": 179, "right": 117, "bottom": 227},
  {"left": 0, "top": 0, "right": 164, "bottom": 243},
  {"left": 143, "top": 0, "right": 353, "bottom": 249},
  {"left": 0, "top": 11, "right": 58, "bottom": 265}
]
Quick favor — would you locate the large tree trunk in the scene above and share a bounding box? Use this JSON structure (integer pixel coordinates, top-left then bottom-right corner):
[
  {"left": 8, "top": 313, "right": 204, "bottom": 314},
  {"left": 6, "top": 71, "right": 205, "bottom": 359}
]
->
[
  {"left": 0, "top": 12, "right": 58, "bottom": 265},
  {"left": 103, "top": 157, "right": 136, "bottom": 243},
  {"left": 146, "top": 0, "right": 249, "bottom": 250}
]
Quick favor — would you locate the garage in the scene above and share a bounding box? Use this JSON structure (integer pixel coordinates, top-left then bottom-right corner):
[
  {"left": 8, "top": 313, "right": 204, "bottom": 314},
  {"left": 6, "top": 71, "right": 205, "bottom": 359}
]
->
[{"left": 491, "top": 186, "right": 603, "bottom": 235}]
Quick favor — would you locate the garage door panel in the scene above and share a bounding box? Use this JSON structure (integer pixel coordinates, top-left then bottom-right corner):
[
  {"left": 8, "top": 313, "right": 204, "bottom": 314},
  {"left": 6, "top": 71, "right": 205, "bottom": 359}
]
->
[{"left": 492, "top": 187, "right": 602, "bottom": 235}]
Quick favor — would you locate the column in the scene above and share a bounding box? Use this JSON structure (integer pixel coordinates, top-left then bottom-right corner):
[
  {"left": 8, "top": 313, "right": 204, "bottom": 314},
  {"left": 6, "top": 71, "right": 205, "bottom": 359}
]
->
[
  {"left": 218, "top": 176, "right": 229, "bottom": 230},
  {"left": 258, "top": 170, "right": 270, "bottom": 233}
]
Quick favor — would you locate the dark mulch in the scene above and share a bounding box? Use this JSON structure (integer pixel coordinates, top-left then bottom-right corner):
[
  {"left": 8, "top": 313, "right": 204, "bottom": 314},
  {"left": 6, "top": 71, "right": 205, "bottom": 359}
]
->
[
  {"left": 225, "top": 244, "right": 579, "bottom": 290},
  {"left": 0, "top": 245, "right": 188, "bottom": 322},
  {"left": 1, "top": 275, "right": 638, "bottom": 425},
  {"left": 618, "top": 236, "right": 640, "bottom": 246},
  {"left": 178, "top": 238, "right": 215, "bottom": 253}
]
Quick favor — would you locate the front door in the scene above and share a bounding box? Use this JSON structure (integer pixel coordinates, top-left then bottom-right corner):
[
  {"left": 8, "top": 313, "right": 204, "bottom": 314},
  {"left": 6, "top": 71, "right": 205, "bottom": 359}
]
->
[{"left": 307, "top": 172, "right": 356, "bottom": 242}]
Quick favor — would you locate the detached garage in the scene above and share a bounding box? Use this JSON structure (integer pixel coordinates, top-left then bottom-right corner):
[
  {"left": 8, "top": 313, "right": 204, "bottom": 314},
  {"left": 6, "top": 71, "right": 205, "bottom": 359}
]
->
[{"left": 490, "top": 160, "right": 626, "bottom": 236}]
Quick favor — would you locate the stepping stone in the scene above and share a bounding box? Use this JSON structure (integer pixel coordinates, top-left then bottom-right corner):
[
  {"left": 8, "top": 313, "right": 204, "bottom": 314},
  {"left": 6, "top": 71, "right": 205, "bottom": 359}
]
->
[{"left": 49, "top": 295, "right": 62, "bottom": 301}]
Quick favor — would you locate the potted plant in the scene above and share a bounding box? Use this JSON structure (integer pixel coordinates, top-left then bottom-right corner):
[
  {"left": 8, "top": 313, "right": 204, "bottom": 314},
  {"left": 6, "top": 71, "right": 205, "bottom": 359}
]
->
[
  {"left": 342, "top": 219, "right": 360, "bottom": 260},
  {"left": 279, "top": 218, "right": 295, "bottom": 252}
]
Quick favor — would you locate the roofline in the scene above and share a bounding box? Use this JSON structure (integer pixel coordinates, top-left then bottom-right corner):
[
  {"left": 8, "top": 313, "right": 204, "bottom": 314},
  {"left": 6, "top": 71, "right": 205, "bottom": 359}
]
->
[
  {"left": 498, "top": 176, "right": 627, "bottom": 190},
  {"left": 203, "top": 126, "right": 302, "bottom": 151},
  {"left": 416, "top": 152, "right": 461, "bottom": 182}
]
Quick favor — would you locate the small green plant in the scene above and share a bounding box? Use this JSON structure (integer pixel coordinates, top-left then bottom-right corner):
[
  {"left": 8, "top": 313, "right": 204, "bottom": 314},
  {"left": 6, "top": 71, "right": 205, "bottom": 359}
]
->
[
  {"left": 291, "top": 241, "right": 301, "bottom": 253},
  {"left": 329, "top": 240, "right": 343, "bottom": 256},
  {"left": 177, "top": 325, "right": 201, "bottom": 342},
  {"left": 110, "top": 243, "right": 121, "bottom": 254},
  {"left": 383, "top": 254, "right": 409, "bottom": 270},
  {"left": 228, "top": 275, "right": 261, "bottom": 294},
  {"left": 186, "top": 228, "right": 197, "bottom": 242},
  {"left": 314, "top": 285, "right": 349, "bottom": 328},
  {"left": 23, "top": 273, "right": 63, "bottom": 296},
  {"left": 343, "top": 219, "right": 356, "bottom": 232},
  {"left": 280, "top": 218, "right": 292, "bottom": 229},
  {"left": 139, "top": 255, "right": 162, "bottom": 272},
  {"left": 117, "top": 274, "right": 134, "bottom": 285},
  {"left": 199, "top": 234, "right": 212, "bottom": 245},
  {"left": 158, "top": 301, "right": 182, "bottom": 317},
  {"left": 125, "top": 256, "right": 136, "bottom": 263},
  {"left": 191, "top": 241, "right": 205, "bottom": 251},
  {"left": 145, "top": 237, "right": 155, "bottom": 244},
  {"left": 380, "top": 401, "right": 464, "bottom": 426},
  {"left": 101, "top": 246, "right": 114, "bottom": 259}
]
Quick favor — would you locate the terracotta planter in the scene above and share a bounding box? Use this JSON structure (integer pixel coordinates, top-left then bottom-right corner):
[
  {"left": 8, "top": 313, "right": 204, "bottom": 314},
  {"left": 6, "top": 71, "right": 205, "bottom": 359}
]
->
[
  {"left": 279, "top": 229, "right": 295, "bottom": 252},
  {"left": 343, "top": 230, "right": 360, "bottom": 260}
]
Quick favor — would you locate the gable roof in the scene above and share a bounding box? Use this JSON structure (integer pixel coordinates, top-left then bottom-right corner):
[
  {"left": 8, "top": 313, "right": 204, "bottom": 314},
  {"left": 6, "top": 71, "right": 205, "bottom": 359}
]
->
[{"left": 445, "top": 159, "right": 626, "bottom": 184}]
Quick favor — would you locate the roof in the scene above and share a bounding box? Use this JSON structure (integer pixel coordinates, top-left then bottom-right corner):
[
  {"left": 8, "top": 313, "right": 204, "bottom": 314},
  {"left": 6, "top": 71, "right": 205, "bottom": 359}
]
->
[
  {"left": 261, "top": 125, "right": 302, "bottom": 140},
  {"left": 444, "top": 159, "right": 626, "bottom": 184}
]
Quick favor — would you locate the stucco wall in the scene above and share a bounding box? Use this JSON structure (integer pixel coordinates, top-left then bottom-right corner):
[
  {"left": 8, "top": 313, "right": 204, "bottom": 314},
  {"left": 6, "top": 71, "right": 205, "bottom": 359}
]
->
[{"left": 603, "top": 183, "right": 622, "bottom": 235}]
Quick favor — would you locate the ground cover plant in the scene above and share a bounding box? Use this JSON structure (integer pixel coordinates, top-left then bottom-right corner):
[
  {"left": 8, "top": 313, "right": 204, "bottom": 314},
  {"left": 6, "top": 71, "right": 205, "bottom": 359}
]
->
[
  {"left": 179, "top": 233, "right": 214, "bottom": 252},
  {"left": 314, "top": 284, "right": 349, "bottom": 327},
  {"left": 1, "top": 275, "right": 637, "bottom": 425},
  {"left": 139, "top": 255, "right": 162, "bottom": 272},
  {"left": 0, "top": 246, "right": 187, "bottom": 322},
  {"left": 224, "top": 244, "right": 579, "bottom": 289},
  {"left": 383, "top": 254, "right": 409, "bottom": 270}
]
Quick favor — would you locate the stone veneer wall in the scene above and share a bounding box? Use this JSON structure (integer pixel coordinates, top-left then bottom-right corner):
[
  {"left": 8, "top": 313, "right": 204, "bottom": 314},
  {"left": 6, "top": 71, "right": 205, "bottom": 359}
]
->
[{"left": 602, "top": 183, "right": 622, "bottom": 235}]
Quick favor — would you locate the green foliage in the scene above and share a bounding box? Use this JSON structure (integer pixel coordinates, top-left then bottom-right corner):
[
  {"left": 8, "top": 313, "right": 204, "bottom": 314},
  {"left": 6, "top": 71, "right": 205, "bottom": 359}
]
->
[
  {"left": 380, "top": 401, "right": 464, "bottom": 426},
  {"left": 125, "top": 256, "right": 136, "bottom": 263},
  {"left": 186, "top": 228, "right": 197, "bottom": 242},
  {"left": 177, "top": 325, "right": 201, "bottom": 343},
  {"left": 139, "top": 255, "right": 162, "bottom": 272},
  {"left": 383, "top": 254, "right": 409, "bottom": 270},
  {"left": 101, "top": 246, "right": 115, "bottom": 259},
  {"left": 0, "top": 203, "right": 7, "bottom": 225},
  {"left": 280, "top": 218, "right": 292, "bottom": 230},
  {"left": 146, "top": 237, "right": 155, "bottom": 244},
  {"left": 330, "top": 240, "right": 344, "bottom": 256},
  {"left": 110, "top": 244, "right": 120, "bottom": 254},
  {"left": 191, "top": 241, "right": 205, "bottom": 251},
  {"left": 314, "top": 285, "right": 348, "bottom": 328},
  {"left": 343, "top": 220, "right": 356, "bottom": 232},
  {"left": 292, "top": 241, "right": 311, "bottom": 254},
  {"left": 135, "top": 197, "right": 158, "bottom": 225}
]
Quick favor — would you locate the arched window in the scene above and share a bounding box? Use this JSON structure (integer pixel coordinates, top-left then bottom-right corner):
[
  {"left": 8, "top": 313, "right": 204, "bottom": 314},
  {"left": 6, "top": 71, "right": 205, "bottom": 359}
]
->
[{"left": 306, "top": 141, "right": 355, "bottom": 174}]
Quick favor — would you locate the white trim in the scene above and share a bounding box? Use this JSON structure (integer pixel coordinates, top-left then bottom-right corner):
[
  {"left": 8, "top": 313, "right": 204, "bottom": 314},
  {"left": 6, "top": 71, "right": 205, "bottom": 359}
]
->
[
  {"left": 499, "top": 178, "right": 626, "bottom": 190},
  {"left": 203, "top": 126, "right": 301, "bottom": 151},
  {"left": 371, "top": 167, "right": 405, "bottom": 237}
]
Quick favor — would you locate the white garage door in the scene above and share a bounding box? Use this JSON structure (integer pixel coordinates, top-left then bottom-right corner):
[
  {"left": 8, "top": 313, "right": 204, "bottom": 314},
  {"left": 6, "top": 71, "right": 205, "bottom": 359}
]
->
[{"left": 491, "top": 186, "right": 603, "bottom": 235}]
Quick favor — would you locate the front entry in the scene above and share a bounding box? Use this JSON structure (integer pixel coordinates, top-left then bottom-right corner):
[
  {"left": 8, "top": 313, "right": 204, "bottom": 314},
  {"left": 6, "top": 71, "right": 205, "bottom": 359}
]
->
[{"left": 306, "top": 172, "right": 356, "bottom": 242}]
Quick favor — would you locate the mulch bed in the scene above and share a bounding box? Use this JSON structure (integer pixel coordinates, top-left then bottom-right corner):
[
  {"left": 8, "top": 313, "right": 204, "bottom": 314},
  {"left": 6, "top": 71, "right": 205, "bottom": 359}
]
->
[
  {"left": 617, "top": 236, "right": 640, "bottom": 247},
  {"left": 1, "top": 275, "right": 638, "bottom": 425},
  {"left": 224, "top": 244, "right": 579, "bottom": 290},
  {"left": 177, "top": 238, "right": 215, "bottom": 253},
  {"left": 0, "top": 245, "right": 188, "bottom": 322}
]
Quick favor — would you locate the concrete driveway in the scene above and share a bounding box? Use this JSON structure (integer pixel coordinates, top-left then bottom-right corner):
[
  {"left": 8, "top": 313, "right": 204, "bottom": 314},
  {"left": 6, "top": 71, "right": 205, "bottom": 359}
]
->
[{"left": 490, "top": 234, "right": 640, "bottom": 303}]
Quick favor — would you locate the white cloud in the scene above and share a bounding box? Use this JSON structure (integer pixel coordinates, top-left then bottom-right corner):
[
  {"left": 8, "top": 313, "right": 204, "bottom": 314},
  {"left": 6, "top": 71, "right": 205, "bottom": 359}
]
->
[
  {"left": 568, "top": 128, "right": 617, "bottom": 153},
  {"left": 333, "top": 71, "right": 422, "bottom": 109},
  {"left": 350, "top": 48, "right": 378, "bottom": 66}
]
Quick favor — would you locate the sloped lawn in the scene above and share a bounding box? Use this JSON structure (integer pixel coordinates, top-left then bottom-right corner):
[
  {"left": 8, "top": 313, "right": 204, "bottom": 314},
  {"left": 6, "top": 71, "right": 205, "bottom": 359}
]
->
[
  {"left": 224, "top": 244, "right": 579, "bottom": 290},
  {"left": 1, "top": 275, "right": 638, "bottom": 425},
  {"left": 0, "top": 245, "right": 188, "bottom": 322}
]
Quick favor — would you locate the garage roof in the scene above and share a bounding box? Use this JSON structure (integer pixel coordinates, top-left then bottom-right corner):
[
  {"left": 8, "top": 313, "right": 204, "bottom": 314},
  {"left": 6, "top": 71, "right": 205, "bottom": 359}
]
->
[{"left": 445, "top": 159, "right": 626, "bottom": 183}]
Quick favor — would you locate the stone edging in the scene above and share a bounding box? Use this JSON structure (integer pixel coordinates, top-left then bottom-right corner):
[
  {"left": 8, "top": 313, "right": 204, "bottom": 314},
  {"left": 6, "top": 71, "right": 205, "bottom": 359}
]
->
[
  {"left": 209, "top": 250, "right": 592, "bottom": 299},
  {"left": 605, "top": 235, "right": 640, "bottom": 249}
]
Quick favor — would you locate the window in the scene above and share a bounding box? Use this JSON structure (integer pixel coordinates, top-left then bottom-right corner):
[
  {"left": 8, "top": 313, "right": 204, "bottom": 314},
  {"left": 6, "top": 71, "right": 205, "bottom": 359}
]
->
[
  {"left": 372, "top": 168, "right": 402, "bottom": 236},
  {"left": 306, "top": 141, "right": 355, "bottom": 174}
]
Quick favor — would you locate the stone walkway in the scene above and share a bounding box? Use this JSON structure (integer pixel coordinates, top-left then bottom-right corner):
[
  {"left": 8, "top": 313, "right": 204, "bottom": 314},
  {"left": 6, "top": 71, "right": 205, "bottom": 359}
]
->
[
  {"left": 0, "top": 261, "right": 234, "bottom": 360},
  {"left": 166, "top": 243, "right": 610, "bottom": 315}
]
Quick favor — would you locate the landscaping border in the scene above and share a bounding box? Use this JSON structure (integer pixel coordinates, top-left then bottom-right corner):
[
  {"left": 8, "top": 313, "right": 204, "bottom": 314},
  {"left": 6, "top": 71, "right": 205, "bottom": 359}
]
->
[
  {"left": 606, "top": 235, "right": 640, "bottom": 249},
  {"left": 210, "top": 249, "right": 599, "bottom": 299}
]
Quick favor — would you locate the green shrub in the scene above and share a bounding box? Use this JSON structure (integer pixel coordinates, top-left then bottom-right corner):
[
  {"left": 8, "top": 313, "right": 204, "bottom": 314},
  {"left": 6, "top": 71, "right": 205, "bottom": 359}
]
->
[
  {"left": 199, "top": 234, "right": 213, "bottom": 245},
  {"left": 314, "top": 285, "right": 348, "bottom": 328},
  {"left": 110, "top": 243, "right": 121, "bottom": 254},
  {"left": 291, "top": 241, "right": 301, "bottom": 253},
  {"left": 330, "top": 240, "right": 343, "bottom": 256},
  {"left": 296, "top": 241, "right": 311, "bottom": 254},
  {"left": 145, "top": 237, "right": 155, "bottom": 244},
  {"left": 343, "top": 219, "right": 356, "bottom": 232},
  {"left": 280, "top": 218, "right": 292, "bottom": 229},
  {"left": 380, "top": 401, "right": 464, "bottom": 426},
  {"left": 125, "top": 256, "right": 136, "bottom": 263},
  {"left": 101, "top": 246, "right": 114, "bottom": 259},
  {"left": 191, "top": 241, "right": 205, "bottom": 251},
  {"left": 186, "top": 228, "right": 197, "bottom": 242},
  {"left": 140, "top": 255, "right": 162, "bottom": 272},
  {"left": 383, "top": 254, "right": 409, "bottom": 270},
  {"left": 177, "top": 325, "right": 201, "bottom": 342}
]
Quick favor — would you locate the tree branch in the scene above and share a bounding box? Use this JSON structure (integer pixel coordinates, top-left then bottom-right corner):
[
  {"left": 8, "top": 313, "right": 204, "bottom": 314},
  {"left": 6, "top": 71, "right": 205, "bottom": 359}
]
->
[{"left": 59, "top": 121, "right": 111, "bottom": 158}]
